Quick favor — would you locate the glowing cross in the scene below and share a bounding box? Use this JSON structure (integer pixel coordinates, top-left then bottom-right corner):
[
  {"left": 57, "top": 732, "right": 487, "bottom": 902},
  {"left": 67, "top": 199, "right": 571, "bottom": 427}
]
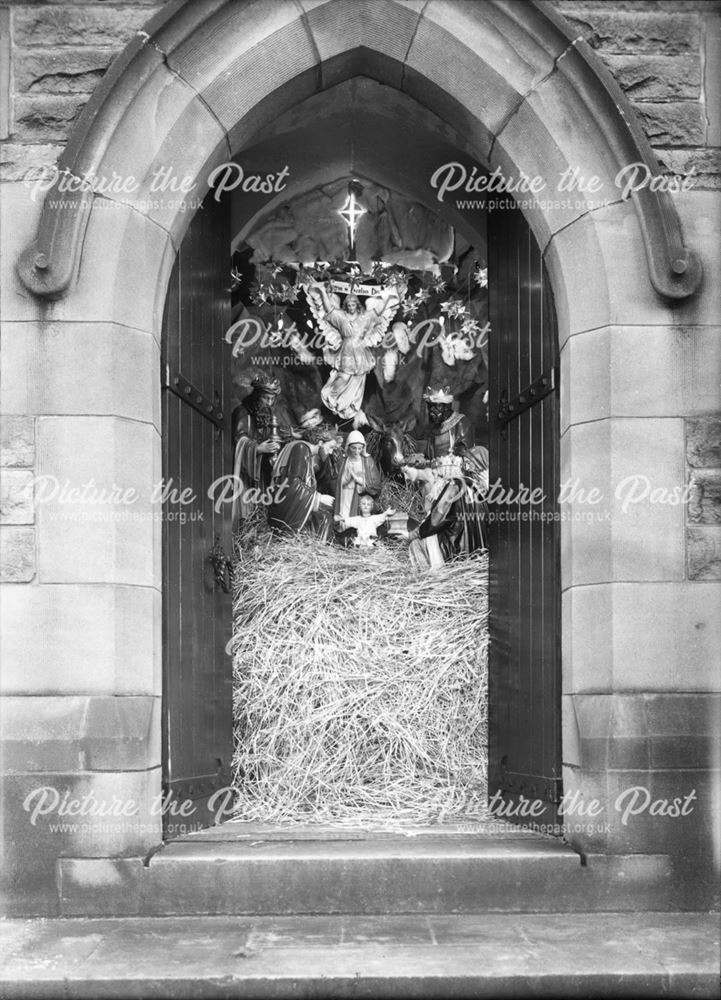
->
[{"left": 338, "top": 189, "right": 366, "bottom": 252}]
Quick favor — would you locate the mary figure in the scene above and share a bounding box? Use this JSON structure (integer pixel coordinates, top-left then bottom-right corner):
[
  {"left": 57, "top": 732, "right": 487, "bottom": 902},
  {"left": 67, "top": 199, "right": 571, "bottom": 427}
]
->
[{"left": 334, "top": 430, "right": 381, "bottom": 520}]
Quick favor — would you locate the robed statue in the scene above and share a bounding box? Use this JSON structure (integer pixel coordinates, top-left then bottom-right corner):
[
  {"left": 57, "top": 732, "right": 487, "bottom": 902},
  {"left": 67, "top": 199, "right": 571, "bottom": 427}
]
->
[{"left": 306, "top": 282, "right": 403, "bottom": 425}]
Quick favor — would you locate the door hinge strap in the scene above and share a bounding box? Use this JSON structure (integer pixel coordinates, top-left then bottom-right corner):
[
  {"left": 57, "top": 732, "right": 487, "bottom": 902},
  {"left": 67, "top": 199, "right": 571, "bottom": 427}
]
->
[
  {"left": 163, "top": 367, "right": 225, "bottom": 429},
  {"left": 497, "top": 365, "right": 557, "bottom": 428}
]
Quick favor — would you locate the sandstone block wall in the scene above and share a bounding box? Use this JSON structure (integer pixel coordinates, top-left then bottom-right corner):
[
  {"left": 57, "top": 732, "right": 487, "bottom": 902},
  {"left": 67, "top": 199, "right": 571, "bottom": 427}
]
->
[{"left": 0, "top": 1, "right": 718, "bottom": 914}]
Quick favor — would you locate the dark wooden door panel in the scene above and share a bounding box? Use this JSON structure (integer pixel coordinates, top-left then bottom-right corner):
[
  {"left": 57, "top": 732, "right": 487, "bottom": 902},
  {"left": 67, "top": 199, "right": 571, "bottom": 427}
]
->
[
  {"left": 161, "top": 192, "right": 232, "bottom": 838},
  {"left": 487, "top": 201, "right": 561, "bottom": 825}
]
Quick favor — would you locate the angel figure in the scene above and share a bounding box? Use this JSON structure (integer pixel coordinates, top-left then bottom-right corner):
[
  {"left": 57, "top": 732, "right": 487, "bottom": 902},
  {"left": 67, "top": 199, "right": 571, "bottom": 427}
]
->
[{"left": 306, "top": 282, "right": 404, "bottom": 425}]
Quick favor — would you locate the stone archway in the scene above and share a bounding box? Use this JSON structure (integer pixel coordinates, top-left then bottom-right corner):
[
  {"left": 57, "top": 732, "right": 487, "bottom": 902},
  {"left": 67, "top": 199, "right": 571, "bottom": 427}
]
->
[{"left": 7, "top": 0, "right": 706, "bottom": 906}]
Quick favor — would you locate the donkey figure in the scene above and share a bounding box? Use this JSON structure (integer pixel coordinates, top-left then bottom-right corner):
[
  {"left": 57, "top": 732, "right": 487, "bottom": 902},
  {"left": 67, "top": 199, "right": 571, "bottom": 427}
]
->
[{"left": 364, "top": 413, "right": 419, "bottom": 478}]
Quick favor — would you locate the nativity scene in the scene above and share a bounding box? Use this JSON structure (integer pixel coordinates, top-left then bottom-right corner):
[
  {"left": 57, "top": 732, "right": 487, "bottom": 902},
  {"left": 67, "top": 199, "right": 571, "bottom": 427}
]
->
[{"left": 227, "top": 179, "right": 491, "bottom": 828}]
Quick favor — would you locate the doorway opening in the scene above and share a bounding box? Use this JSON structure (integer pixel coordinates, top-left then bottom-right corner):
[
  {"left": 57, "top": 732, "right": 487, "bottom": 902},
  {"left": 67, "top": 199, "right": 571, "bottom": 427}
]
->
[
  {"left": 161, "top": 173, "right": 561, "bottom": 839},
  {"left": 225, "top": 178, "right": 491, "bottom": 827}
]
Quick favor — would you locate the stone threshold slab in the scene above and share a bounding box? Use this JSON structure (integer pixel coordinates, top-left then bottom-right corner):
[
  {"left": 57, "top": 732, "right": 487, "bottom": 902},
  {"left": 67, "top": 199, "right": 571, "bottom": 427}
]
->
[
  {"left": 181, "top": 819, "right": 546, "bottom": 842},
  {"left": 0, "top": 913, "right": 718, "bottom": 998},
  {"left": 155, "top": 836, "right": 574, "bottom": 860}
]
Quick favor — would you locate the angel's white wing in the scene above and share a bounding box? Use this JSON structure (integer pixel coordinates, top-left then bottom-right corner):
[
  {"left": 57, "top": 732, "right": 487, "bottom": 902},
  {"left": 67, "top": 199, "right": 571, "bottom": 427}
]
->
[
  {"left": 390, "top": 321, "right": 410, "bottom": 354},
  {"left": 381, "top": 348, "right": 399, "bottom": 383},
  {"left": 362, "top": 285, "right": 404, "bottom": 348},
  {"left": 304, "top": 284, "right": 342, "bottom": 351}
]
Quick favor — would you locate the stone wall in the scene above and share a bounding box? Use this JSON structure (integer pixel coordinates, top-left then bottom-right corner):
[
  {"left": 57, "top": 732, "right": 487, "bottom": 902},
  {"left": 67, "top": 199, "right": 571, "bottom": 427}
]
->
[
  {"left": 551, "top": 1, "right": 721, "bottom": 182},
  {"left": 1, "top": 2, "right": 720, "bottom": 181},
  {"left": 0, "top": 1, "right": 719, "bottom": 915}
]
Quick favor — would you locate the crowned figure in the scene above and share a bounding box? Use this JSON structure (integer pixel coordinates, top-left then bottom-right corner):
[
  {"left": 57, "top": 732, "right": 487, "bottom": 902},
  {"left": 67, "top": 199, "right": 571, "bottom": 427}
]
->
[
  {"left": 402, "top": 385, "right": 487, "bottom": 568},
  {"left": 421, "top": 384, "right": 475, "bottom": 459},
  {"left": 306, "top": 281, "right": 405, "bottom": 426},
  {"left": 231, "top": 373, "right": 288, "bottom": 525}
]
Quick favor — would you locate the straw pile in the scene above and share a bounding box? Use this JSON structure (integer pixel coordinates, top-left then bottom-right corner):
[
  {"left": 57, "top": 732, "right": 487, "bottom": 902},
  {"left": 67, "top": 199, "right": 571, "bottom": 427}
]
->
[
  {"left": 378, "top": 476, "right": 426, "bottom": 523},
  {"left": 230, "top": 532, "right": 488, "bottom": 826}
]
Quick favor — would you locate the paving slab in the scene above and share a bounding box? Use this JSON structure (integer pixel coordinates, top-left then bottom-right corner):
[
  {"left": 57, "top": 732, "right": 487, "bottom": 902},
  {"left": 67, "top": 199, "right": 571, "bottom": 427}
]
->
[{"left": 0, "top": 912, "right": 718, "bottom": 998}]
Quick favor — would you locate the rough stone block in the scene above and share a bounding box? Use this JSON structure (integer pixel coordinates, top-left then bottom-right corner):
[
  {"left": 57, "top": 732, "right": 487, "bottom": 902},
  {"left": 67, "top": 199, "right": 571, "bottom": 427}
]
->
[
  {"left": 552, "top": 1, "right": 720, "bottom": 11},
  {"left": 0, "top": 142, "right": 63, "bottom": 182},
  {"left": 686, "top": 416, "right": 721, "bottom": 468},
  {"left": 688, "top": 469, "right": 721, "bottom": 524},
  {"left": 602, "top": 54, "right": 702, "bottom": 100},
  {"left": 633, "top": 101, "right": 706, "bottom": 148},
  {"left": 0, "top": 526, "right": 35, "bottom": 581},
  {"left": 12, "top": 94, "right": 88, "bottom": 143},
  {"left": 0, "top": 416, "right": 35, "bottom": 467},
  {"left": 658, "top": 149, "right": 721, "bottom": 190},
  {"left": 1, "top": 695, "right": 160, "bottom": 772},
  {"left": 0, "top": 583, "right": 160, "bottom": 696},
  {"left": 14, "top": 47, "right": 114, "bottom": 94},
  {"left": 705, "top": 11, "right": 721, "bottom": 146},
  {"left": 12, "top": 6, "right": 161, "bottom": 47},
  {"left": 687, "top": 525, "right": 721, "bottom": 579},
  {"left": 560, "top": 11, "right": 701, "bottom": 54},
  {"left": 0, "top": 469, "right": 34, "bottom": 524}
]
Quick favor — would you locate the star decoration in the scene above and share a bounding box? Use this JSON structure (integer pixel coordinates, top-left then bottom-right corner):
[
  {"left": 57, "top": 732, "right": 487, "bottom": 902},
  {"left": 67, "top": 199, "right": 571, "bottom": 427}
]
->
[
  {"left": 474, "top": 265, "right": 488, "bottom": 289},
  {"left": 338, "top": 191, "right": 367, "bottom": 247}
]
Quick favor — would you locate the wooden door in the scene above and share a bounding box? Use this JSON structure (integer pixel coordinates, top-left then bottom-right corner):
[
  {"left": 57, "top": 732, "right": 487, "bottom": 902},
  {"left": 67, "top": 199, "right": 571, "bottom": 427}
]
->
[
  {"left": 161, "top": 192, "right": 233, "bottom": 838},
  {"left": 486, "top": 200, "right": 562, "bottom": 827}
]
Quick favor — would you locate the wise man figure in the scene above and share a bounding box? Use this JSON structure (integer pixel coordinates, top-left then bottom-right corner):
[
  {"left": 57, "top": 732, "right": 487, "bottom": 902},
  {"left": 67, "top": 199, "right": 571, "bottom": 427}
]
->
[
  {"left": 231, "top": 373, "right": 286, "bottom": 525},
  {"left": 267, "top": 410, "right": 338, "bottom": 540},
  {"left": 404, "top": 386, "right": 486, "bottom": 566},
  {"left": 421, "top": 384, "right": 475, "bottom": 459}
]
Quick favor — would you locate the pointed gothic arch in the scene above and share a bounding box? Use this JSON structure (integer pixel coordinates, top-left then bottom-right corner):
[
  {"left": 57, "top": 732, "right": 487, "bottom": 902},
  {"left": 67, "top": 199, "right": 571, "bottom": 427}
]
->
[{"left": 17, "top": 0, "right": 700, "bottom": 311}]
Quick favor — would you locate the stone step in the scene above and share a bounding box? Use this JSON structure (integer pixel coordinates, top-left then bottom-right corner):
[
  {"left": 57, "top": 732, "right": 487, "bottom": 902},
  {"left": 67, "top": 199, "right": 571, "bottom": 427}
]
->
[
  {"left": 57, "top": 835, "right": 683, "bottom": 917},
  {"left": 1, "top": 912, "right": 718, "bottom": 998}
]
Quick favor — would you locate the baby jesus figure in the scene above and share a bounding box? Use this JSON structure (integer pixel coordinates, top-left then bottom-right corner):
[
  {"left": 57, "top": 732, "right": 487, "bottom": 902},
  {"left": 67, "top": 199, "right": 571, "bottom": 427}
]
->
[{"left": 335, "top": 494, "right": 395, "bottom": 548}]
